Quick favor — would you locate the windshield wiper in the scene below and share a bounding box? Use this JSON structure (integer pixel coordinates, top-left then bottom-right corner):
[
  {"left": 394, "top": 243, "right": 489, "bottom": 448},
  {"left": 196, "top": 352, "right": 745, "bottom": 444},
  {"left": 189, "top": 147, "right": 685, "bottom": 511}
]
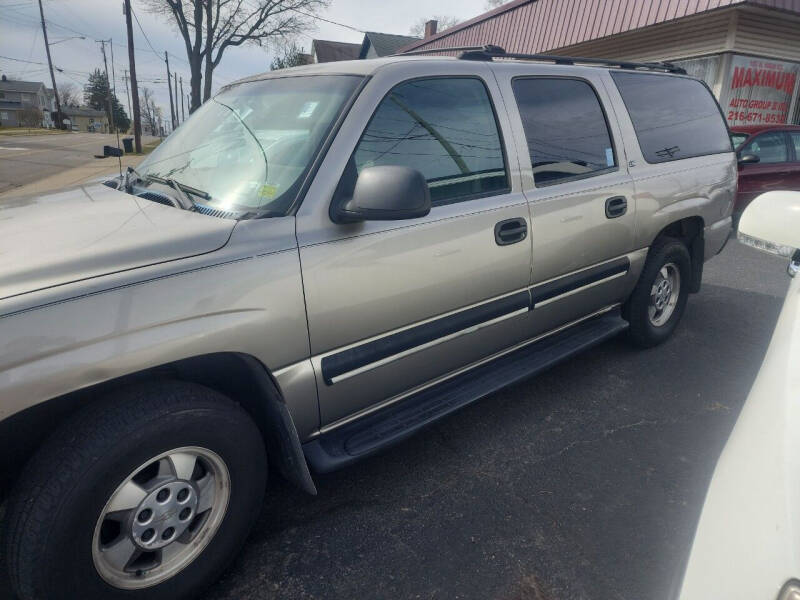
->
[
  {"left": 145, "top": 175, "right": 211, "bottom": 211},
  {"left": 165, "top": 178, "right": 195, "bottom": 210}
]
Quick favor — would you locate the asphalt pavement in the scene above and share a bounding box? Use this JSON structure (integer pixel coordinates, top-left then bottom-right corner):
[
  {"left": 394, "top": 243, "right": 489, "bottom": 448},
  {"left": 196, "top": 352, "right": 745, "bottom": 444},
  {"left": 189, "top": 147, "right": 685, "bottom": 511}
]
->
[
  {"left": 0, "top": 240, "right": 789, "bottom": 600},
  {"left": 0, "top": 133, "right": 156, "bottom": 195}
]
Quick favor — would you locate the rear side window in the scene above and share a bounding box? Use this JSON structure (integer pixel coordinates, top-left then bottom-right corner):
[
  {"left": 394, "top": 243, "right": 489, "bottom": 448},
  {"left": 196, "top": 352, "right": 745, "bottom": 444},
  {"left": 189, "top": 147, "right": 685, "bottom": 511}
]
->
[
  {"left": 741, "top": 132, "right": 788, "bottom": 163},
  {"left": 512, "top": 78, "right": 617, "bottom": 186},
  {"left": 352, "top": 77, "right": 508, "bottom": 205},
  {"left": 611, "top": 72, "right": 732, "bottom": 163}
]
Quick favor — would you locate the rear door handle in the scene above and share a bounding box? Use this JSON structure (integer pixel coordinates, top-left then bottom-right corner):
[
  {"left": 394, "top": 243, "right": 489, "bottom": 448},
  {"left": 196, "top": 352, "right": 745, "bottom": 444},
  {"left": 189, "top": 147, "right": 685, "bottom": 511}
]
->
[
  {"left": 605, "top": 196, "right": 627, "bottom": 218},
  {"left": 494, "top": 218, "right": 528, "bottom": 246}
]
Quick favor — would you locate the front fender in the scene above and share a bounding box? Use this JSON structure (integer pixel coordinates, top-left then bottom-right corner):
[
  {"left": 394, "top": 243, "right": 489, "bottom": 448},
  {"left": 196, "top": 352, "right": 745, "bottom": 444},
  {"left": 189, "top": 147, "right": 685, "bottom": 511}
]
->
[{"left": 0, "top": 244, "right": 315, "bottom": 435}]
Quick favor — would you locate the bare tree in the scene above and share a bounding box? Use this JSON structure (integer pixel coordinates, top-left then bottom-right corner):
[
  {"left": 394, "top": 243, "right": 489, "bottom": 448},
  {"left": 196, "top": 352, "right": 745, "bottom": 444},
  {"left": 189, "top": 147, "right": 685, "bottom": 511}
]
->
[
  {"left": 145, "top": 0, "right": 327, "bottom": 113},
  {"left": 409, "top": 15, "right": 460, "bottom": 37},
  {"left": 58, "top": 82, "right": 81, "bottom": 107},
  {"left": 139, "top": 87, "right": 160, "bottom": 136},
  {"left": 270, "top": 41, "right": 311, "bottom": 70},
  {"left": 19, "top": 106, "right": 43, "bottom": 127}
]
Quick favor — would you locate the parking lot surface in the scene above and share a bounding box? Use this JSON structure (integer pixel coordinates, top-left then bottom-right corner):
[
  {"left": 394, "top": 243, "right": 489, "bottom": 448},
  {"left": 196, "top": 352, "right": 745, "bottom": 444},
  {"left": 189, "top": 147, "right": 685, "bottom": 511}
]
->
[
  {"left": 200, "top": 240, "right": 785, "bottom": 600},
  {"left": 0, "top": 240, "right": 788, "bottom": 600}
]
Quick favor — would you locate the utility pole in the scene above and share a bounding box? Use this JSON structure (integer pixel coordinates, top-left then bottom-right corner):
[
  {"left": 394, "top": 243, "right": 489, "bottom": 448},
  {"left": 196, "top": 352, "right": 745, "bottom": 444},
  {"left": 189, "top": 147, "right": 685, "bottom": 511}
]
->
[
  {"left": 123, "top": 69, "right": 132, "bottom": 122},
  {"left": 124, "top": 0, "right": 141, "bottom": 153},
  {"left": 179, "top": 76, "right": 185, "bottom": 122},
  {"left": 109, "top": 39, "right": 121, "bottom": 134},
  {"left": 173, "top": 72, "right": 179, "bottom": 125},
  {"left": 99, "top": 40, "right": 115, "bottom": 133},
  {"left": 165, "top": 51, "right": 176, "bottom": 130},
  {"left": 37, "top": 0, "right": 62, "bottom": 129}
]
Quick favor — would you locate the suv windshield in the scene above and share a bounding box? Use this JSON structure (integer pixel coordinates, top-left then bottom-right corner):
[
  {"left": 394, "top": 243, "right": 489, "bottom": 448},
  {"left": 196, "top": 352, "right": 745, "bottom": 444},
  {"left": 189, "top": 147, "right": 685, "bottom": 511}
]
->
[{"left": 135, "top": 75, "right": 362, "bottom": 216}]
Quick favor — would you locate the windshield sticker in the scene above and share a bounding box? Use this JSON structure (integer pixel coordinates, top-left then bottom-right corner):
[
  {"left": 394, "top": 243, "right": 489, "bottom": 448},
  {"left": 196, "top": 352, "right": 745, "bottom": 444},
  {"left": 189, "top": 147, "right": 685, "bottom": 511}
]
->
[
  {"left": 298, "top": 101, "right": 319, "bottom": 119},
  {"left": 258, "top": 184, "right": 279, "bottom": 199},
  {"left": 605, "top": 147, "right": 614, "bottom": 167}
]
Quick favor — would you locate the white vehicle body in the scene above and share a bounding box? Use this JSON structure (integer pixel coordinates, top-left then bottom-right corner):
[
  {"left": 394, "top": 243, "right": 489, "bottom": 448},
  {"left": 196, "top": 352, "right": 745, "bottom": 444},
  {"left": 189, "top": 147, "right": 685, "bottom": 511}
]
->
[{"left": 679, "top": 191, "right": 800, "bottom": 600}]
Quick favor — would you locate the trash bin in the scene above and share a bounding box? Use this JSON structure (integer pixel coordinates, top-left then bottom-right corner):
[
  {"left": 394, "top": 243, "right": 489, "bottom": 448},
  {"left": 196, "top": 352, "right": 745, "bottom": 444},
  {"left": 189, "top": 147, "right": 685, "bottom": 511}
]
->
[
  {"left": 103, "top": 145, "right": 123, "bottom": 158},
  {"left": 122, "top": 137, "right": 133, "bottom": 153}
]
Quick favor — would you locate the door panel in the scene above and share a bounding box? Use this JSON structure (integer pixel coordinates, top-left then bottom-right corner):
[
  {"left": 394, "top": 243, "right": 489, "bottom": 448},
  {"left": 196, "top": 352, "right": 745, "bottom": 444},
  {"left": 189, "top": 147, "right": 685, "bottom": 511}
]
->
[
  {"left": 490, "top": 65, "right": 637, "bottom": 335},
  {"left": 738, "top": 162, "right": 798, "bottom": 209},
  {"left": 301, "top": 199, "right": 533, "bottom": 424},
  {"left": 295, "top": 65, "right": 534, "bottom": 427},
  {"left": 526, "top": 175, "right": 636, "bottom": 282},
  {"left": 736, "top": 131, "right": 793, "bottom": 213},
  {"left": 300, "top": 203, "right": 532, "bottom": 355}
]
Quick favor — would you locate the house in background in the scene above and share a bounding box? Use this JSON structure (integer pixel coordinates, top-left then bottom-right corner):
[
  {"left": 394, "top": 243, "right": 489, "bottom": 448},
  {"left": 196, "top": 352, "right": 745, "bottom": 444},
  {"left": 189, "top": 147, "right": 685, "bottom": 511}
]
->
[
  {"left": 62, "top": 106, "right": 108, "bottom": 133},
  {"left": 308, "top": 31, "right": 421, "bottom": 64},
  {"left": 0, "top": 75, "right": 53, "bottom": 128},
  {"left": 311, "top": 39, "right": 360, "bottom": 63},
  {"left": 359, "top": 32, "right": 420, "bottom": 58}
]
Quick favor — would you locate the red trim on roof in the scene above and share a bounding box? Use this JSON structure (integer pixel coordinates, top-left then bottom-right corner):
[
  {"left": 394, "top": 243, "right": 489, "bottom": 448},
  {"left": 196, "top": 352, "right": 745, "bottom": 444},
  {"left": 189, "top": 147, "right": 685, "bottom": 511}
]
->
[
  {"left": 398, "top": 0, "right": 532, "bottom": 52},
  {"left": 399, "top": 0, "right": 800, "bottom": 55}
]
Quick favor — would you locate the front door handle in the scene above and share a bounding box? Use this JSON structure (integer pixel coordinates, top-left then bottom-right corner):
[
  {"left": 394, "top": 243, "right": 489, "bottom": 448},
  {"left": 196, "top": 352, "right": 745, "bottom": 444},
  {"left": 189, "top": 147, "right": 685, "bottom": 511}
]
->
[
  {"left": 494, "top": 218, "right": 528, "bottom": 246},
  {"left": 605, "top": 196, "right": 627, "bottom": 218}
]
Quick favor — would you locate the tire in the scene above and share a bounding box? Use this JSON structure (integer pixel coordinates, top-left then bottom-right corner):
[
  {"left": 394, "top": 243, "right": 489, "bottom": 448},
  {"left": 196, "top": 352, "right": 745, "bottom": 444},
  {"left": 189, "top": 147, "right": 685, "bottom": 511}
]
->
[
  {"left": 624, "top": 237, "right": 691, "bottom": 348},
  {"left": 4, "top": 381, "right": 266, "bottom": 600}
]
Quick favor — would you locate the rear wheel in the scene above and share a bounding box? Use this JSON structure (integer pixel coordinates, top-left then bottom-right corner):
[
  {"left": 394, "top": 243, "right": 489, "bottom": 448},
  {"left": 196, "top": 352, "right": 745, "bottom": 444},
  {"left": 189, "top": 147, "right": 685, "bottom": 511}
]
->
[
  {"left": 4, "top": 381, "right": 266, "bottom": 600},
  {"left": 624, "top": 238, "right": 691, "bottom": 348}
]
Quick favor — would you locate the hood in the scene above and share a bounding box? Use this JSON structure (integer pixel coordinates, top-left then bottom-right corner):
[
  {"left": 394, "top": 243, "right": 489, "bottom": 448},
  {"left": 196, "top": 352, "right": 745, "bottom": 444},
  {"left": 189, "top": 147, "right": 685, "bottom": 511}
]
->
[{"left": 0, "top": 184, "right": 236, "bottom": 300}]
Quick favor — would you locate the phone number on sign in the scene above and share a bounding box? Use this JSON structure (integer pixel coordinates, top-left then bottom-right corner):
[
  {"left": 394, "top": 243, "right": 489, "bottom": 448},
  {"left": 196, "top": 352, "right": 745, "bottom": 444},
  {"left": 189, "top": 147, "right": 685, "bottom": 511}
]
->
[{"left": 727, "top": 110, "right": 787, "bottom": 123}]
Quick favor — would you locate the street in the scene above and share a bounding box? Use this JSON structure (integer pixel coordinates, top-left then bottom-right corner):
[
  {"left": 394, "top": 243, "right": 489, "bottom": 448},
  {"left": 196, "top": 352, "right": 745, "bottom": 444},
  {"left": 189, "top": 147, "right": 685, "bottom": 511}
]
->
[
  {"left": 0, "top": 133, "right": 157, "bottom": 195},
  {"left": 191, "top": 240, "right": 780, "bottom": 600}
]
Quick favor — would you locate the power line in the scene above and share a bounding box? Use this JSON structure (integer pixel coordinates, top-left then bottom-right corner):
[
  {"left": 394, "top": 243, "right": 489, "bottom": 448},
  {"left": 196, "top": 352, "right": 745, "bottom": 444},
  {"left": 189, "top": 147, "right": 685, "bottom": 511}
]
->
[
  {"left": 289, "top": 7, "right": 364, "bottom": 33},
  {"left": 1, "top": 6, "right": 233, "bottom": 90},
  {"left": 0, "top": 54, "right": 46, "bottom": 65},
  {"left": 242, "top": 0, "right": 364, "bottom": 33},
  {"left": 0, "top": 6, "right": 165, "bottom": 62},
  {"left": 130, "top": 3, "right": 162, "bottom": 62}
]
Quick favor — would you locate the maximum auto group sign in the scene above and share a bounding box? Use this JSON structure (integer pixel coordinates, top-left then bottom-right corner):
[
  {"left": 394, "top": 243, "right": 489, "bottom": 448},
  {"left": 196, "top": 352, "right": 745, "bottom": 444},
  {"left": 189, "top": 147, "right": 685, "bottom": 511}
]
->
[{"left": 722, "top": 54, "right": 800, "bottom": 126}]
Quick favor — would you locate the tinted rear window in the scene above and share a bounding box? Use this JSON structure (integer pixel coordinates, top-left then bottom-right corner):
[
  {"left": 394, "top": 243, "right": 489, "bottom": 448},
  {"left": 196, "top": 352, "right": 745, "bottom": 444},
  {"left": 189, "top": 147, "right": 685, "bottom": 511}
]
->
[
  {"left": 512, "top": 78, "right": 617, "bottom": 186},
  {"left": 611, "top": 72, "right": 732, "bottom": 163}
]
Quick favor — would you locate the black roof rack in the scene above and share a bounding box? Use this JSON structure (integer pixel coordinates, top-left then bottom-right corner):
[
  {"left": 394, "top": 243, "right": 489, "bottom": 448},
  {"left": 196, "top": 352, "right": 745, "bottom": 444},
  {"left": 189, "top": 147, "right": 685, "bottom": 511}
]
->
[{"left": 400, "top": 44, "right": 687, "bottom": 75}]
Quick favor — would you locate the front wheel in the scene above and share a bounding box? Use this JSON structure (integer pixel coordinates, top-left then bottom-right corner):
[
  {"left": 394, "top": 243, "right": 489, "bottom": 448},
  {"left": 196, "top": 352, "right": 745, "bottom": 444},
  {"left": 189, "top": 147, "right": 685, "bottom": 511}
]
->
[
  {"left": 4, "top": 382, "right": 266, "bottom": 600},
  {"left": 624, "top": 238, "right": 691, "bottom": 348}
]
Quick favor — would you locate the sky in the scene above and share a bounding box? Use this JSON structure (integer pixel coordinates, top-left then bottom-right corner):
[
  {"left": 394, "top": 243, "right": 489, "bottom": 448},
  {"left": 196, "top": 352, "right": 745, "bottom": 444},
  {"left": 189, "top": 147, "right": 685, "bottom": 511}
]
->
[{"left": 0, "top": 0, "right": 492, "bottom": 127}]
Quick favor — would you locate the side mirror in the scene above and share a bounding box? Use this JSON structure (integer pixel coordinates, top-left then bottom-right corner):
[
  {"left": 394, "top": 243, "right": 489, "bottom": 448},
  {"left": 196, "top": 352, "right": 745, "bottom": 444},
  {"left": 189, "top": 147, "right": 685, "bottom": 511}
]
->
[
  {"left": 738, "top": 191, "right": 800, "bottom": 276},
  {"left": 738, "top": 153, "right": 760, "bottom": 165},
  {"left": 334, "top": 165, "right": 431, "bottom": 223}
]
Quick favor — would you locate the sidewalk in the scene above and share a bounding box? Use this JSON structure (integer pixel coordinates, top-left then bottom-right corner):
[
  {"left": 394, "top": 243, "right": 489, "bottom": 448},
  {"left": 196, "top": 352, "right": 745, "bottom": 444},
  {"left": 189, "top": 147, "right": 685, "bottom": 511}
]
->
[{"left": 0, "top": 127, "right": 70, "bottom": 137}]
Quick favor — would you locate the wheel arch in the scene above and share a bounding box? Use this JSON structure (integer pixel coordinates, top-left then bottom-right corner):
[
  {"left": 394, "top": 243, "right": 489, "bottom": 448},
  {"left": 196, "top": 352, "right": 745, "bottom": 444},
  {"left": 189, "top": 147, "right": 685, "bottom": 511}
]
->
[
  {"left": 651, "top": 215, "right": 705, "bottom": 294},
  {"left": 0, "top": 352, "right": 317, "bottom": 502}
]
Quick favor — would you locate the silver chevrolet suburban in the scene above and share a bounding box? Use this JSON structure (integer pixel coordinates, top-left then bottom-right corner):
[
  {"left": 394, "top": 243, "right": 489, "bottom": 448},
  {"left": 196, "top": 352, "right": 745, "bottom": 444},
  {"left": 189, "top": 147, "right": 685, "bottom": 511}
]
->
[{"left": 0, "top": 47, "right": 735, "bottom": 600}]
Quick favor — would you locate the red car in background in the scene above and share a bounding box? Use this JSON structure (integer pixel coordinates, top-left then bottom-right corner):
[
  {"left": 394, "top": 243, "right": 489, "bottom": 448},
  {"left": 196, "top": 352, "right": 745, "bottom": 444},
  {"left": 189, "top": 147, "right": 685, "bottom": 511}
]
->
[{"left": 731, "top": 124, "right": 800, "bottom": 225}]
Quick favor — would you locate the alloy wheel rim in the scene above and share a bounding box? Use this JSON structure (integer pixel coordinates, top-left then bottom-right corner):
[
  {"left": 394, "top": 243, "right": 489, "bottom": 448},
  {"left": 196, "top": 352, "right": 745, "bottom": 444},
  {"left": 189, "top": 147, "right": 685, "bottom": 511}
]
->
[
  {"left": 91, "top": 446, "right": 230, "bottom": 590},
  {"left": 648, "top": 262, "right": 680, "bottom": 327}
]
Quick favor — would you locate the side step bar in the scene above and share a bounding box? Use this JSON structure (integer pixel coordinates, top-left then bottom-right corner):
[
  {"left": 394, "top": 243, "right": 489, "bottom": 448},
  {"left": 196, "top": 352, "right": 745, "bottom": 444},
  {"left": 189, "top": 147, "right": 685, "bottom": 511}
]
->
[{"left": 304, "top": 309, "right": 629, "bottom": 473}]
